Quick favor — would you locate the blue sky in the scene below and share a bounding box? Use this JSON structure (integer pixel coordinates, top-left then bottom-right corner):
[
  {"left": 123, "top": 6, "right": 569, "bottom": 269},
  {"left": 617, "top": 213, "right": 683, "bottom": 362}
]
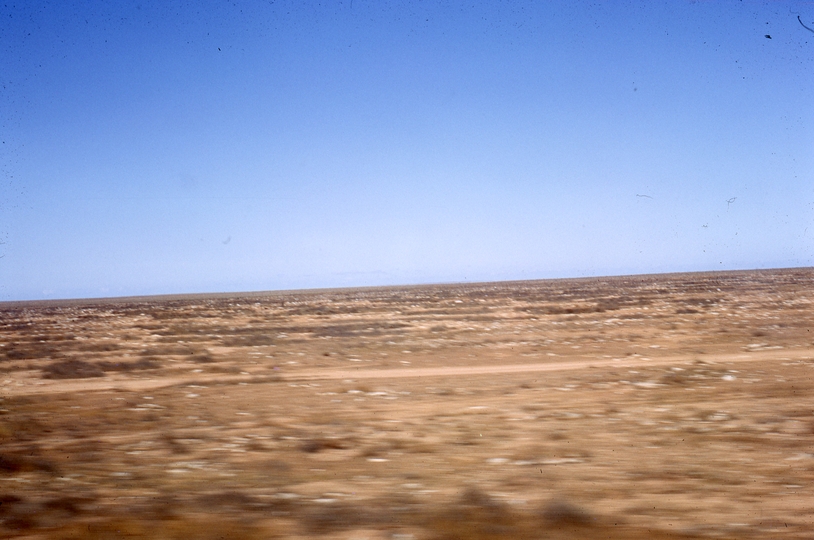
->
[{"left": 1, "top": 1, "right": 813, "bottom": 301}]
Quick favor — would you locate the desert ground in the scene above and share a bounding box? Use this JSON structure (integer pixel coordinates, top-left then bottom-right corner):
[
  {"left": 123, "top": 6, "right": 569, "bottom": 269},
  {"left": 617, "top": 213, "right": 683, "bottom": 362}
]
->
[{"left": 1, "top": 268, "right": 813, "bottom": 539}]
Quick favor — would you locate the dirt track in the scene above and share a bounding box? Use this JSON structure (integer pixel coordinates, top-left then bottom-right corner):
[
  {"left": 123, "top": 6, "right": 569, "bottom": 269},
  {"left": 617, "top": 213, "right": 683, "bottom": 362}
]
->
[
  {"left": 293, "top": 349, "right": 805, "bottom": 380},
  {"left": 1, "top": 268, "right": 813, "bottom": 539},
  {"left": 2, "top": 349, "right": 801, "bottom": 397}
]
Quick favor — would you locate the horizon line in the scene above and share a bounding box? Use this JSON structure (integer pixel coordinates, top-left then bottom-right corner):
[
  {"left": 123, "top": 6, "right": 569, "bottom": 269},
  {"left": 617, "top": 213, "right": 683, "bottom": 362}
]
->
[{"left": 2, "top": 265, "right": 811, "bottom": 307}]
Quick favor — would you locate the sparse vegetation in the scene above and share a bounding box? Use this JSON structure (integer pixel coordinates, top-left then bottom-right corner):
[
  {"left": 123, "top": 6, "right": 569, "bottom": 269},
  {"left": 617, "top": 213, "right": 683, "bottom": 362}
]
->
[
  {"left": 1, "top": 269, "right": 813, "bottom": 538},
  {"left": 42, "top": 359, "right": 104, "bottom": 379}
]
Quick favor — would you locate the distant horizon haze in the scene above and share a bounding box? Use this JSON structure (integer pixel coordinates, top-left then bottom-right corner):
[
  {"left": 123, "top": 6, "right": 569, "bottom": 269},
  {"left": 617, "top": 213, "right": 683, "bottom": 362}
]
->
[{"left": 1, "top": 266, "right": 811, "bottom": 305}]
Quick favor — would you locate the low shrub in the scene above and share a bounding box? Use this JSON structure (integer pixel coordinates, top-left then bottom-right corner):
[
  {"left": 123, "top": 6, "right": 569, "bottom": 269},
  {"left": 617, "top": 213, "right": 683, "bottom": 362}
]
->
[{"left": 42, "top": 360, "right": 104, "bottom": 379}]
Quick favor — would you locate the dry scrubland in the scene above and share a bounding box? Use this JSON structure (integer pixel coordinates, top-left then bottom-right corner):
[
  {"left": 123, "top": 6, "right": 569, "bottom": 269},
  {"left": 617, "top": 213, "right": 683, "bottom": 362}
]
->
[{"left": 1, "top": 268, "right": 813, "bottom": 539}]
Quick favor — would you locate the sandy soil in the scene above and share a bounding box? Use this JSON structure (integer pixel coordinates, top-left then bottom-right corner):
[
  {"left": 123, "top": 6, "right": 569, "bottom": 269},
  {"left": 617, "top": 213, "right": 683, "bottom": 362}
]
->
[{"left": 1, "top": 268, "right": 813, "bottom": 539}]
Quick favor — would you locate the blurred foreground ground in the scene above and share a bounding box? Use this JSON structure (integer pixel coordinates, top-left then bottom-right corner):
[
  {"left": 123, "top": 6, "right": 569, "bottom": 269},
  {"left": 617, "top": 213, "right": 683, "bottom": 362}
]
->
[{"left": 1, "top": 268, "right": 813, "bottom": 539}]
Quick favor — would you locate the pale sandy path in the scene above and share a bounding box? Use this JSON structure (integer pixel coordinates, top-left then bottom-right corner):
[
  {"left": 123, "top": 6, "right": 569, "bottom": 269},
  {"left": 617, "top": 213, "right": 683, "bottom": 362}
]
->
[
  {"left": 1, "top": 348, "right": 807, "bottom": 397},
  {"left": 291, "top": 349, "right": 806, "bottom": 381}
]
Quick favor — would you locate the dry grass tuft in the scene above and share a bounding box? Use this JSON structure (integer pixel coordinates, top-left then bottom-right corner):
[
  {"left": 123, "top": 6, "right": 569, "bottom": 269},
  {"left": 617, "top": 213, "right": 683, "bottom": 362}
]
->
[
  {"left": 427, "top": 487, "right": 517, "bottom": 540},
  {"left": 41, "top": 360, "right": 104, "bottom": 379},
  {"left": 300, "top": 438, "right": 346, "bottom": 453},
  {"left": 539, "top": 499, "right": 596, "bottom": 527}
]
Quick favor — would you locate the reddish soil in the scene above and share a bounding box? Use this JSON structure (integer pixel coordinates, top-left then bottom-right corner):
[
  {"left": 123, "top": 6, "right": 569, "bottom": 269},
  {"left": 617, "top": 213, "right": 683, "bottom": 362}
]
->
[{"left": 1, "top": 268, "right": 813, "bottom": 539}]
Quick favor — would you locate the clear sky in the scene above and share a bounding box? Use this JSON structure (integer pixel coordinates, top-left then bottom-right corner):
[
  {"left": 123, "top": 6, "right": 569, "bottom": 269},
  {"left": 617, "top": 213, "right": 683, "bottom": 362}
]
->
[{"left": 1, "top": 1, "right": 813, "bottom": 301}]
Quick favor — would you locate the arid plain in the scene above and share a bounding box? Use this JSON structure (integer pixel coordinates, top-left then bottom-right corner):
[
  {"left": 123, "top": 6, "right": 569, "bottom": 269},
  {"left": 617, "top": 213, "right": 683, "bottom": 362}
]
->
[{"left": 1, "top": 268, "right": 813, "bottom": 539}]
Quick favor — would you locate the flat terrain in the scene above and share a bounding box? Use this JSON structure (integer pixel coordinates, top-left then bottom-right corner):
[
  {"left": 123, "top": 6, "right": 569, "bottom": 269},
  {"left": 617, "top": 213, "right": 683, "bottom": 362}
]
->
[{"left": 1, "top": 268, "right": 813, "bottom": 539}]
